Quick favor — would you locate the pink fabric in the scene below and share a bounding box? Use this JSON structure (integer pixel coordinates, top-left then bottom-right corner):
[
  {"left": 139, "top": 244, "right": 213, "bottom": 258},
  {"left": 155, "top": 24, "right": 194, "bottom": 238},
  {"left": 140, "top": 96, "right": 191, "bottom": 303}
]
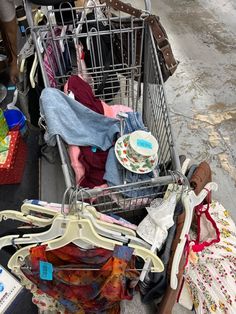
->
[
  {"left": 99, "top": 213, "right": 137, "bottom": 230},
  {"left": 68, "top": 146, "right": 85, "bottom": 185},
  {"left": 102, "top": 102, "right": 133, "bottom": 118},
  {"left": 76, "top": 44, "right": 94, "bottom": 86},
  {"left": 44, "top": 45, "right": 57, "bottom": 88},
  {"left": 43, "top": 29, "right": 61, "bottom": 88}
]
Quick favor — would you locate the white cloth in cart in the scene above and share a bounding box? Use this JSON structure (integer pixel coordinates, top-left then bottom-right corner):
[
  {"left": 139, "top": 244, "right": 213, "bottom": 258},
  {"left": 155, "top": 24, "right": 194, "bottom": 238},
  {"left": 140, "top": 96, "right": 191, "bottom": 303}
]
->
[
  {"left": 40, "top": 88, "right": 120, "bottom": 148},
  {"left": 137, "top": 193, "right": 177, "bottom": 249}
]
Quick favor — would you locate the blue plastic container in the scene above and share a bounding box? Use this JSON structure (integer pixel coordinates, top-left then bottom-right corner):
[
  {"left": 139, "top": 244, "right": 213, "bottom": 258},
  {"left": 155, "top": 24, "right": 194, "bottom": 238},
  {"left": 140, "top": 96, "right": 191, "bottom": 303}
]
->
[{"left": 4, "top": 109, "right": 27, "bottom": 136}]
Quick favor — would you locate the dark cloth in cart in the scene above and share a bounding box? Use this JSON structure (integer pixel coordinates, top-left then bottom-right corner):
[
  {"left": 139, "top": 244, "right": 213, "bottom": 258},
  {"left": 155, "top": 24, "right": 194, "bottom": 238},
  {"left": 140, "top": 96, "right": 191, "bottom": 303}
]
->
[
  {"left": 40, "top": 88, "right": 120, "bottom": 148},
  {"left": 79, "top": 146, "right": 107, "bottom": 188},
  {"left": 67, "top": 75, "right": 104, "bottom": 114},
  {"left": 21, "top": 243, "right": 139, "bottom": 313}
]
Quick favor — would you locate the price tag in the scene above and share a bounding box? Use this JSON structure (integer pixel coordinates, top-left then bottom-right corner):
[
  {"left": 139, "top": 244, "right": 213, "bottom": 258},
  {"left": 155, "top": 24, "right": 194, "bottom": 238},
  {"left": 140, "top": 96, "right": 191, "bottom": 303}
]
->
[
  {"left": 39, "top": 261, "right": 53, "bottom": 281},
  {"left": 136, "top": 139, "right": 153, "bottom": 149}
]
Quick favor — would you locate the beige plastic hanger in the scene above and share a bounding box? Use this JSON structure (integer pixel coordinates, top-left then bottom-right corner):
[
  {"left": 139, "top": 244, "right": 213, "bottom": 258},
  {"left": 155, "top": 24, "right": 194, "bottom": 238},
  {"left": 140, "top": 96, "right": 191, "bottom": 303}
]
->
[
  {"left": 8, "top": 216, "right": 164, "bottom": 274},
  {"left": 22, "top": 202, "right": 136, "bottom": 237},
  {"left": 0, "top": 201, "right": 65, "bottom": 227},
  {"left": 0, "top": 210, "right": 54, "bottom": 227},
  {"left": 30, "top": 53, "right": 38, "bottom": 88},
  {"left": 170, "top": 181, "right": 218, "bottom": 290},
  {"left": 41, "top": 218, "right": 163, "bottom": 271},
  {"left": 0, "top": 210, "right": 148, "bottom": 254},
  {"left": 0, "top": 215, "right": 92, "bottom": 251},
  {"left": 21, "top": 203, "right": 62, "bottom": 217},
  {"left": 80, "top": 203, "right": 136, "bottom": 236}
]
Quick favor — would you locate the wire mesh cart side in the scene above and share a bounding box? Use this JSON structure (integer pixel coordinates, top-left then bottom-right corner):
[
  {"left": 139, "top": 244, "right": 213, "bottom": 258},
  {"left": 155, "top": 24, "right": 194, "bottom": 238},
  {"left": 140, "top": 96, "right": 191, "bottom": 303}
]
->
[{"left": 24, "top": 0, "right": 181, "bottom": 213}]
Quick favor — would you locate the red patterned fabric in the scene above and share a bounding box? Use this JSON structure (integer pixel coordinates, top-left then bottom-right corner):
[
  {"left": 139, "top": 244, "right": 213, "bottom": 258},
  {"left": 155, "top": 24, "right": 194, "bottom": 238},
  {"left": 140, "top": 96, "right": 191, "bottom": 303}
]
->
[
  {"left": 0, "top": 131, "right": 27, "bottom": 184},
  {"left": 21, "top": 244, "right": 139, "bottom": 313}
]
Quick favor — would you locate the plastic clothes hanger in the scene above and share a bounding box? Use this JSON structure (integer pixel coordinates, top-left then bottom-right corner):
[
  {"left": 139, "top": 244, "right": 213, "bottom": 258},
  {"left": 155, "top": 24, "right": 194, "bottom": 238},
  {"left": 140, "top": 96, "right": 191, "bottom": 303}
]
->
[
  {"left": 163, "top": 158, "right": 191, "bottom": 201},
  {"left": 139, "top": 158, "right": 191, "bottom": 282},
  {"left": 0, "top": 210, "right": 54, "bottom": 227},
  {"left": 22, "top": 202, "right": 137, "bottom": 237},
  {"left": 23, "top": 201, "right": 137, "bottom": 236},
  {"left": 19, "top": 9, "right": 44, "bottom": 74},
  {"left": 0, "top": 215, "right": 93, "bottom": 251},
  {"left": 0, "top": 209, "right": 149, "bottom": 252},
  {"left": 80, "top": 210, "right": 130, "bottom": 243},
  {"left": 8, "top": 217, "right": 164, "bottom": 274},
  {"left": 29, "top": 52, "right": 38, "bottom": 88},
  {"left": 41, "top": 218, "right": 163, "bottom": 272},
  {"left": 170, "top": 181, "right": 218, "bottom": 290},
  {"left": 21, "top": 203, "right": 63, "bottom": 217},
  {"left": 79, "top": 203, "right": 136, "bottom": 236},
  {"left": 81, "top": 210, "right": 150, "bottom": 248}
]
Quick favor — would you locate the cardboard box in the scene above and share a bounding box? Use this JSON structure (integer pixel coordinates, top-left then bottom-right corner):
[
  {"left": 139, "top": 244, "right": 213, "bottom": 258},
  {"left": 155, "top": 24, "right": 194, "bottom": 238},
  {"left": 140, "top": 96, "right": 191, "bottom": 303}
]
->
[{"left": 0, "top": 131, "right": 27, "bottom": 184}]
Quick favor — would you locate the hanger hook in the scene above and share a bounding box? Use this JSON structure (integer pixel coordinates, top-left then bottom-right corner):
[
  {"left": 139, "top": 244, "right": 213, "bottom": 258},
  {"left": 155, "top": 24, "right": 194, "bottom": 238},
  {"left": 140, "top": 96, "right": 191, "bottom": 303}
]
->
[{"left": 61, "top": 187, "right": 72, "bottom": 216}]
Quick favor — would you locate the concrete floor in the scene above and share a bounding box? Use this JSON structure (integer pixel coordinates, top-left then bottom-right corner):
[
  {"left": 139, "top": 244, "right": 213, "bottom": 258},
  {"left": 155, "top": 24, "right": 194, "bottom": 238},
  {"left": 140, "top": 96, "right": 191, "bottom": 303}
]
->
[
  {"left": 157, "top": 0, "right": 236, "bottom": 218},
  {"left": 121, "top": 0, "right": 236, "bottom": 313}
]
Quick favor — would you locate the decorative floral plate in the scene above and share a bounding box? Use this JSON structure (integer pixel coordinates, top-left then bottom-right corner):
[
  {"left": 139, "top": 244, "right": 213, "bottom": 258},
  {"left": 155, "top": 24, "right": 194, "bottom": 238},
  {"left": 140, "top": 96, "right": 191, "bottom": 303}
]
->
[{"left": 115, "top": 134, "right": 158, "bottom": 174}]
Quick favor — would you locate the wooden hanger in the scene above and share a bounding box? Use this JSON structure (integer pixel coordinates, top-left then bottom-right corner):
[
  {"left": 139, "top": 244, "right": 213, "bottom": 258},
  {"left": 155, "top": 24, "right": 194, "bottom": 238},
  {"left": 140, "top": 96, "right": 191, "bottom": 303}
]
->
[{"left": 170, "top": 182, "right": 218, "bottom": 290}]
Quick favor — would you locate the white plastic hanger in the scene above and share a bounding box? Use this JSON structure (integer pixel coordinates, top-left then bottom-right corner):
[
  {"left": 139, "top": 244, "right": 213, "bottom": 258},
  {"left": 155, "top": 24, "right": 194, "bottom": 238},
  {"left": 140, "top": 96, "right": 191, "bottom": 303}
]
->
[
  {"left": 29, "top": 52, "right": 38, "bottom": 88},
  {"left": 163, "top": 158, "right": 191, "bottom": 201},
  {"left": 0, "top": 215, "right": 93, "bottom": 251},
  {"left": 170, "top": 181, "right": 218, "bottom": 290},
  {"left": 0, "top": 207, "right": 149, "bottom": 254},
  {"left": 21, "top": 203, "right": 62, "bottom": 217},
  {"left": 59, "top": 26, "right": 67, "bottom": 53},
  {"left": 0, "top": 210, "right": 54, "bottom": 227},
  {"left": 81, "top": 210, "right": 150, "bottom": 248},
  {"left": 81, "top": 210, "right": 129, "bottom": 242},
  {"left": 22, "top": 201, "right": 137, "bottom": 237},
  {"left": 19, "top": 9, "right": 44, "bottom": 74},
  {"left": 8, "top": 216, "right": 164, "bottom": 274},
  {"left": 42, "top": 217, "right": 161, "bottom": 271},
  {"left": 81, "top": 203, "right": 137, "bottom": 236}
]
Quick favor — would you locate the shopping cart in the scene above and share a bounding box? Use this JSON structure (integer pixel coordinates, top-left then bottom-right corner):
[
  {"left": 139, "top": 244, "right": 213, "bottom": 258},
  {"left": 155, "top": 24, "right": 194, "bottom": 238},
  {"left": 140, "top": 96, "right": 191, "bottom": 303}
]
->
[{"left": 24, "top": 0, "right": 182, "bottom": 215}]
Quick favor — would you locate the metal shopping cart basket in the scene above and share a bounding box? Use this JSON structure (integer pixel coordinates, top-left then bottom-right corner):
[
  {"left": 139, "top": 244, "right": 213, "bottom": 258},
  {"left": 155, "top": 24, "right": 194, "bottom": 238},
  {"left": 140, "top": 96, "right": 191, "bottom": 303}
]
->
[{"left": 24, "top": 0, "right": 181, "bottom": 216}]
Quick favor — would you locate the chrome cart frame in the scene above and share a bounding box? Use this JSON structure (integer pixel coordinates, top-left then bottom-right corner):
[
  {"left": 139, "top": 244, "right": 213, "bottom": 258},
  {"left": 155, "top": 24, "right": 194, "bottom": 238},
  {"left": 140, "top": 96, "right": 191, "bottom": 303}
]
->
[{"left": 24, "top": 0, "right": 181, "bottom": 214}]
